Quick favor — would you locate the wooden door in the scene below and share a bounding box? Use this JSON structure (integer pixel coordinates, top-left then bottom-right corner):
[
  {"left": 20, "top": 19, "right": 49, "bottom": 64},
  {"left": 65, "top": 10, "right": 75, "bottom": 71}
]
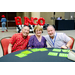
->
[{"left": 7, "top": 12, "right": 16, "bottom": 27}]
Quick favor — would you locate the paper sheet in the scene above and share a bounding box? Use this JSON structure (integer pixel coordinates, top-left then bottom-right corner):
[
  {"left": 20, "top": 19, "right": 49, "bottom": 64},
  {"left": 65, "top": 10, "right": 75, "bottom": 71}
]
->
[
  {"left": 62, "top": 49, "right": 70, "bottom": 53},
  {"left": 48, "top": 52, "right": 58, "bottom": 56},
  {"left": 21, "top": 50, "right": 32, "bottom": 54},
  {"left": 15, "top": 53, "right": 27, "bottom": 58},
  {"left": 30, "top": 48, "right": 40, "bottom": 52},
  {"left": 38, "top": 48, "right": 48, "bottom": 51},
  {"left": 52, "top": 49, "right": 61, "bottom": 52},
  {"left": 59, "top": 53, "right": 68, "bottom": 57}
]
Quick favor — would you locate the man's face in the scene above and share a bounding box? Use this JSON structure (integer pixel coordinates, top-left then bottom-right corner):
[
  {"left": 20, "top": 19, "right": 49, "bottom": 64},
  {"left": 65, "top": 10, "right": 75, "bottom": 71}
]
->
[
  {"left": 47, "top": 26, "right": 55, "bottom": 37},
  {"left": 22, "top": 26, "right": 30, "bottom": 37}
]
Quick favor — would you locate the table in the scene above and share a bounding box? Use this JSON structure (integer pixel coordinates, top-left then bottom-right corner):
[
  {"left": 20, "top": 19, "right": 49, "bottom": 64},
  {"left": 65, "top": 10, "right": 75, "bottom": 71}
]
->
[
  {"left": 0, "top": 48, "right": 74, "bottom": 62},
  {"left": 55, "top": 20, "right": 74, "bottom": 30}
]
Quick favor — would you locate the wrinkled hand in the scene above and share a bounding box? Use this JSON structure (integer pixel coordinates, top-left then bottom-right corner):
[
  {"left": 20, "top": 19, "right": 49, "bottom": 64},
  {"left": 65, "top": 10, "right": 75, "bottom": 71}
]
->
[{"left": 61, "top": 46, "right": 67, "bottom": 49}]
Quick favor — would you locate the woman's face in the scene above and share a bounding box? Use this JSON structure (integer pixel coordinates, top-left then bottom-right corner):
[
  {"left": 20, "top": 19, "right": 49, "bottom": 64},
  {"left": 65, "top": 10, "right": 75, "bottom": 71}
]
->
[{"left": 35, "top": 29, "right": 42, "bottom": 36}]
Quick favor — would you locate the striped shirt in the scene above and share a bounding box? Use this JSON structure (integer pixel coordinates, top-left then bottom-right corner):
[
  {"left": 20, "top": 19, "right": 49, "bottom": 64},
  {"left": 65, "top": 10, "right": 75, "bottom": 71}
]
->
[{"left": 44, "top": 32, "right": 71, "bottom": 48}]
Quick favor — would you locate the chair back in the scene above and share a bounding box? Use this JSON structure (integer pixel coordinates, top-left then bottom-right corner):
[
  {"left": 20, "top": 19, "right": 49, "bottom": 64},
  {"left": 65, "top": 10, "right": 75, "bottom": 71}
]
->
[
  {"left": 0, "top": 37, "right": 11, "bottom": 55},
  {"left": 69, "top": 37, "right": 74, "bottom": 49}
]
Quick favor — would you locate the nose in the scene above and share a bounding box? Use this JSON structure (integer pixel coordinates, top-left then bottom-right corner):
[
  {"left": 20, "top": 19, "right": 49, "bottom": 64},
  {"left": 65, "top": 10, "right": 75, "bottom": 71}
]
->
[{"left": 25, "top": 30, "right": 29, "bottom": 33}]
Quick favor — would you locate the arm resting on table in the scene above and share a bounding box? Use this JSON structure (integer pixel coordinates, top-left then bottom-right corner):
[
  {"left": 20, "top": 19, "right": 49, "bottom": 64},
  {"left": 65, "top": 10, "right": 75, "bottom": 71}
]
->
[
  {"left": 61, "top": 39, "right": 73, "bottom": 49},
  {"left": 66, "top": 39, "right": 73, "bottom": 48}
]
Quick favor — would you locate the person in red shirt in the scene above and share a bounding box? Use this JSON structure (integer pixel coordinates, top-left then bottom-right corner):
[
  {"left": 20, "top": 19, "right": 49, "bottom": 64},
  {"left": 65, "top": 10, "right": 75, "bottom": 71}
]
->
[{"left": 8, "top": 26, "right": 30, "bottom": 54}]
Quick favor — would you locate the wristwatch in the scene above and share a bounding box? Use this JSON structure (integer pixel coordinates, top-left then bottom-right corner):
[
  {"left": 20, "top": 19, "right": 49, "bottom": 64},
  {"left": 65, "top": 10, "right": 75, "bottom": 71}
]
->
[{"left": 66, "top": 45, "right": 68, "bottom": 49}]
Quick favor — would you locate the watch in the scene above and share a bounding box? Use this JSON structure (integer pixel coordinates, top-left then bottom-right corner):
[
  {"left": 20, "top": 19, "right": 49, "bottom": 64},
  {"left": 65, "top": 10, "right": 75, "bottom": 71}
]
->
[{"left": 66, "top": 46, "right": 68, "bottom": 49}]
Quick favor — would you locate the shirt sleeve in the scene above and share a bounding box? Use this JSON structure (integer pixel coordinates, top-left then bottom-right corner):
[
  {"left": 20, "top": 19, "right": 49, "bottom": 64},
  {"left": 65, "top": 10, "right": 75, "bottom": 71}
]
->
[
  {"left": 9, "top": 34, "right": 17, "bottom": 45},
  {"left": 61, "top": 33, "right": 71, "bottom": 43}
]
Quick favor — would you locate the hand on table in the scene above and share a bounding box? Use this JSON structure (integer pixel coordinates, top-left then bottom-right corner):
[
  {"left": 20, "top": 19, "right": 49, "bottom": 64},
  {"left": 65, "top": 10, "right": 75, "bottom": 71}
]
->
[{"left": 61, "top": 46, "right": 68, "bottom": 49}]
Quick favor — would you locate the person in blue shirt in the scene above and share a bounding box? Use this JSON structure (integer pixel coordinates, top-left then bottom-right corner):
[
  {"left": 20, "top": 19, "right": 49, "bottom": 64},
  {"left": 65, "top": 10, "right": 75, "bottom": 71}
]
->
[
  {"left": 57, "top": 16, "right": 62, "bottom": 20},
  {"left": 1, "top": 15, "right": 8, "bottom": 32}
]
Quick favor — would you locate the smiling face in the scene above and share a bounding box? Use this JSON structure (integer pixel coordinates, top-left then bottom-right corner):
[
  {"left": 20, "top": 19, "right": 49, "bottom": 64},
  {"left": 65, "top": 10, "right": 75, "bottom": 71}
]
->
[
  {"left": 47, "top": 25, "right": 55, "bottom": 37},
  {"left": 22, "top": 26, "right": 30, "bottom": 37},
  {"left": 34, "top": 25, "right": 43, "bottom": 36},
  {"left": 35, "top": 29, "right": 42, "bottom": 36}
]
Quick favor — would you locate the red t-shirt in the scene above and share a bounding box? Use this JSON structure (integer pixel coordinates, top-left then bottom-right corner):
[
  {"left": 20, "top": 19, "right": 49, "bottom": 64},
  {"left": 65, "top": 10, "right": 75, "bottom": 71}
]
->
[{"left": 9, "top": 32, "right": 30, "bottom": 52}]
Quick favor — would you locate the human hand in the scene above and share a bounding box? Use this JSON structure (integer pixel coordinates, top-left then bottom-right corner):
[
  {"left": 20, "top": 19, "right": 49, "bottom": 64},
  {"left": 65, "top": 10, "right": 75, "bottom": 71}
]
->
[{"left": 61, "top": 46, "right": 68, "bottom": 49}]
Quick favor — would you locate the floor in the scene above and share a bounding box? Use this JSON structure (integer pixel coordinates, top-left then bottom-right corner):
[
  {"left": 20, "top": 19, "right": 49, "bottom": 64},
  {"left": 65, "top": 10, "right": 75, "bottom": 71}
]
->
[{"left": 0, "top": 28, "right": 75, "bottom": 57}]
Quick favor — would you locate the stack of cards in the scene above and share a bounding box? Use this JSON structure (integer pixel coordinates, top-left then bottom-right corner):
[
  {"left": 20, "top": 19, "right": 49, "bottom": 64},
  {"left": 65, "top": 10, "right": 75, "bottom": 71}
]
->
[
  {"left": 48, "top": 48, "right": 69, "bottom": 58},
  {"left": 52, "top": 49, "right": 61, "bottom": 52},
  {"left": 30, "top": 48, "right": 48, "bottom": 52},
  {"left": 15, "top": 50, "right": 32, "bottom": 58},
  {"left": 48, "top": 52, "right": 58, "bottom": 56},
  {"left": 59, "top": 53, "right": 68, "bottom": 57},
  {"left": 15, "top": 48, "right": 48, "bottom": 58},
  {"left": 30, "top": 48, "right": 40, "bottom": 52},
  {"left": 15, "top": 53, "right": 27, "bottom": 58},
  {"left": 62, "top": 49, "right": 70, "bottom": 53},
  {"left": 38, "top": 48, "right": 48, "bottom": 51}
]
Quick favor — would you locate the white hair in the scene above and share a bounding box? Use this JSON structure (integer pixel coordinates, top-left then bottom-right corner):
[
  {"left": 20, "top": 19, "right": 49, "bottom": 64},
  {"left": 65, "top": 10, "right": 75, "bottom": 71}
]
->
[{"left": 47, "top": 25, "right": 55, "bottom": 30}]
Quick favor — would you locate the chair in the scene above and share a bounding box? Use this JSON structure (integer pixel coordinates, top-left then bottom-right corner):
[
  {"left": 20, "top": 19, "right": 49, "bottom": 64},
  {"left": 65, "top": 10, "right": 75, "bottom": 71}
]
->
[
  {"left": 69, "top": 36, "right": 75, "bottom": 49},
  {"left": 0, "top": 37, "right": 11, "bottom": 56}
]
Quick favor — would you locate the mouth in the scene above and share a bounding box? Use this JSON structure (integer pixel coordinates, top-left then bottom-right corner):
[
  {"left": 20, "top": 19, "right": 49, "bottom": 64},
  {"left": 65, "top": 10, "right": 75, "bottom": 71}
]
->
[
  {"left": 49, "top": 34, "right": 54, "bottom": 36},
  {"left": 37, "top": 33, "right": 41, "bottom": 35},
  {"left": 23, "top": 32, "right": 28, "bottom": 36}
]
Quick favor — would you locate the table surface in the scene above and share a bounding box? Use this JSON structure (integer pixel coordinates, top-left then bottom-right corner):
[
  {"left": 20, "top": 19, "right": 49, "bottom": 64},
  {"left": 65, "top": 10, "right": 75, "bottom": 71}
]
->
[{"left": 0, "top": 48, "right": 74, "bottom": 62}]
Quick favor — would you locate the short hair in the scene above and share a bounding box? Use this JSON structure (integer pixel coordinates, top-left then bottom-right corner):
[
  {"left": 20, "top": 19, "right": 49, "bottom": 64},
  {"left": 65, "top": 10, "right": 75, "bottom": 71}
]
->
[
  {"left": 22, "top": 25, "right": 30, "bottom": 29},
  {"left": 34, "top": 25, "right": 43, "bottom": 33},
  {"left": 47, "top": 25, "right": 55, "bottom": 30}
]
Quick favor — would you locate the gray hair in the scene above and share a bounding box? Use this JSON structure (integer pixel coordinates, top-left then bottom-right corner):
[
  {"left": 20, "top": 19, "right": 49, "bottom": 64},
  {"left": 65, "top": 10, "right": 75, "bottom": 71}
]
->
[
  {"left": 21, "top": 25, "right": 30, "bottom": 29},
  {"left": 47, "top": 25, "right": 55, "bottom": 30}
]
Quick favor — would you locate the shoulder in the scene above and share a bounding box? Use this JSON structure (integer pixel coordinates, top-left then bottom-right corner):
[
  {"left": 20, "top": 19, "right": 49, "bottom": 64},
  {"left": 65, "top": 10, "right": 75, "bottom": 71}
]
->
[
  {"left": 11, "top": 33, "right": 20, "bottom": 38},
  {"left": 44, "top": 35, "right": 49, "bottom": 38},
  {"left": 42, "top": 36, "right": 46, "bottom": 41},
  {"left": 57, "top": 33, "right": 70, "bottom": 39},
  {"left": 30, "top": 35, "right": 35, "bottom": 38},
  {"left": 57, "top": 33, "right": 66, "bottom": 37},
  {"left": 29, "top": 35, "right": 35, "bottom": 39},
  {"left": 57, "top": 33, "right": 65, "bottom": 36},
  {"left": 42, "top": 36, "right": 46, "bottom": 39}
]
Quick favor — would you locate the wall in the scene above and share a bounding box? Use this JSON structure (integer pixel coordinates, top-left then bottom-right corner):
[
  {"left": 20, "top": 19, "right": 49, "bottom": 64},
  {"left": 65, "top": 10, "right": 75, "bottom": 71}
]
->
[
  {"left": 16, "top": 12, "right": 31, "bottom": 24},
  {"left": 17, "top": 12, "right": 75, "bottom": 25},
  {"left": 40, "top": 12, "right": 65, "bottom": 25},
  {"left": 55, "top": 12, "right": 65, "bottom": 19},
  {"left": 40, "top": 12, "right": 53, "bottom": 25}
]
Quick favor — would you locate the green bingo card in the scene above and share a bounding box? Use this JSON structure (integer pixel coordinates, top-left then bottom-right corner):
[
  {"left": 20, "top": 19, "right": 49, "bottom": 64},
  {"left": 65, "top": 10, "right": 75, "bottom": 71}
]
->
[
  {"left": 48, "top": 52, "right": 58, "bottom": 56},
  {"left": 30, "top": 48, "right": 40, "bottom": 52},
  {"left": 59, "top": 53, "right": 68, "bottom": 57},
  {"left": 21, "top": 50, "right": 32, "bottom": 54},
  {"left": 62, "top": 49, "right": 70, "bottom": 53},
  {"left": 52, "top": 49, "right": 61, "bottom": 52},
  {"left": 15, "top": 53, "right": 27, "bottom": 58},
  {"left": 38, "top": 48, "right": 48, "bottom": 51}
]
